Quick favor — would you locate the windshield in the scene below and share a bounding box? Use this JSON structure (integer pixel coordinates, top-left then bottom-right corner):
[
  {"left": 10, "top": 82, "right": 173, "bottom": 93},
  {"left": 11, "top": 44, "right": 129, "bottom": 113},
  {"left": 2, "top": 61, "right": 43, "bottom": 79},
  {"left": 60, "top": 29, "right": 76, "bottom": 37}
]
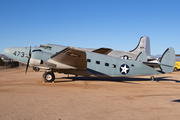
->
[{"left": 40, "top": 45, "right": 52, "bottom": 50}]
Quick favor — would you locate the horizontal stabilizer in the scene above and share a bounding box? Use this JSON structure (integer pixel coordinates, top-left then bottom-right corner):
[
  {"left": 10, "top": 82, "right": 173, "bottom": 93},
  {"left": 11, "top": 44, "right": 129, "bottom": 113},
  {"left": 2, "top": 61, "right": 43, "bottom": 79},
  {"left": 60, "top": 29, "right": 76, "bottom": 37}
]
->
[
  {"left": 135, "top": 51, "right": 147, "bottom": 62},
  {"left": 51, "top": 47, "right": 87, "bottom": 69},
  {"left": 143, "top": 62, "right": 160, "bottom": 68},
  {"left": 92, "top": 48, "right": 113, "bottom": 55}
]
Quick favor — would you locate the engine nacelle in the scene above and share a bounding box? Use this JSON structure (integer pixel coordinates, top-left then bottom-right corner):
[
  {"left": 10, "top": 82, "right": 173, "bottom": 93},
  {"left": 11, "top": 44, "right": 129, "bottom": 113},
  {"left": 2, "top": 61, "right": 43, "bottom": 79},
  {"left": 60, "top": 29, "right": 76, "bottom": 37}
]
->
[
  {"left": 29, "top": 58, "right": 57, "bottom": 69},
  {"left": 29, "top": 58, "right": 42, "bottom": 66}
]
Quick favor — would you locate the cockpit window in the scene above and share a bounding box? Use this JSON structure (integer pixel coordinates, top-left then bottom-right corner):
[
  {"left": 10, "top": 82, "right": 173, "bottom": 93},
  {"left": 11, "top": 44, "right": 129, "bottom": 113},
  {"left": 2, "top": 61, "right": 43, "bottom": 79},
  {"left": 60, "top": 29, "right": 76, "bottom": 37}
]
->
[
  {"left": 39, "top": 45, "right": 52, "bottom": 50},
  {"left": 45, "top": 46, "right": 52, "bottom": 50}
]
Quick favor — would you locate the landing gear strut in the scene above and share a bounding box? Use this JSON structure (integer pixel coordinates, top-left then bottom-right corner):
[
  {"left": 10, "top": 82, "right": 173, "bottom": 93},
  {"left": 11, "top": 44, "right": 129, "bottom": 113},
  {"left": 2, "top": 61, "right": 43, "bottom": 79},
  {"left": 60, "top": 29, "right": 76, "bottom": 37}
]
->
[{"left": 43, "top": 71, "right": 55, "bottom": 82}]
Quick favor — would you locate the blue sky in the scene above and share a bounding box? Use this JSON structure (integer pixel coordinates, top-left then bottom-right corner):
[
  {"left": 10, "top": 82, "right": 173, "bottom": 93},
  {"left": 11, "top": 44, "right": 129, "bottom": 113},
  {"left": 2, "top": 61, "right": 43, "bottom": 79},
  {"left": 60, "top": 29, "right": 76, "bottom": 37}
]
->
[{"left": 0, "top": 0, "right": 180, "bottom": 55}]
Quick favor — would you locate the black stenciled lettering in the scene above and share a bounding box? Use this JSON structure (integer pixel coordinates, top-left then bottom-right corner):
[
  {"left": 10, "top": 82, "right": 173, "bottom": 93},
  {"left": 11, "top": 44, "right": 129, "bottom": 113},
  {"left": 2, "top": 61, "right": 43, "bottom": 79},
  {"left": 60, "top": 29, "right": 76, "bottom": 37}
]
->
[
  {"left": 21, "top": 52, "right": 25, "bottom": 57},
  {"left": 17, "top": 51, "right": 20, "bottom": 56},
  {"left": 13, "top": 51, "right": 25, "bottom": 57},
  {"left": 13, "top": 51, "right": 17, "bottom": 56}
]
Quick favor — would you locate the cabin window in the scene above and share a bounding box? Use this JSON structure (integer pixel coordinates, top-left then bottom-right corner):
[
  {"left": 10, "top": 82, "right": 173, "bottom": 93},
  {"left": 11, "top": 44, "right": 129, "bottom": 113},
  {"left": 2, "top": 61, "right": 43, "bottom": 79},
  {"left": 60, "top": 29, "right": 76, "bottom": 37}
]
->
[
  {"left": 112, "top": 64, "right": 116, "bottom": 68},
  {"left": 32, "top": 49, "right": 42, "bottom": 52},
  {"left": 105, "top": 63, "right": 109, "bottom": 66},
  {"left": 87, "top": 59, "right": 91, "bottom": 62},
  {"left": 96, "top": 61, "right": 100, "bottom": 64},
  {"left": 45, "top": 46, "right": 52, "bottom": 50}
]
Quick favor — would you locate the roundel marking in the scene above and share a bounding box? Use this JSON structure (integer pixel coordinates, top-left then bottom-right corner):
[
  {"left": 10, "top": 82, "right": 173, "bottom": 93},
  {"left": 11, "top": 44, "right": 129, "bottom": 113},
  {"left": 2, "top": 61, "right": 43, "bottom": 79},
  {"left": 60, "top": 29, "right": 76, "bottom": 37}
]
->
[
  {"left": 120, "top": 64, "right": 130, "bottom": 75},
  {"left": 123, "top": 55, "right": 129, "bottom": 60}
]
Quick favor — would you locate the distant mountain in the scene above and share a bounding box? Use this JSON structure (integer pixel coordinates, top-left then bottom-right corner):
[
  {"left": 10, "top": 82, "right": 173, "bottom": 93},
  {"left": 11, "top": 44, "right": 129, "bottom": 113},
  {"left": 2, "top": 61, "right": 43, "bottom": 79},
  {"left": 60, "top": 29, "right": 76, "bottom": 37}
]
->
[{"left": 151, "top": 55, "right": 162, "bottom": 59}]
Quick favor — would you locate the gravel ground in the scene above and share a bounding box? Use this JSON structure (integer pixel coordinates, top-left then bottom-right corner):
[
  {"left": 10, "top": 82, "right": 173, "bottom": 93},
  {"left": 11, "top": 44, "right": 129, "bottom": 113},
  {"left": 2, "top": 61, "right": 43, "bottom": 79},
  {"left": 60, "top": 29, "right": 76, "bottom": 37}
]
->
[{"left": 0, "top": 67, "right": 180, "bottom": 120}]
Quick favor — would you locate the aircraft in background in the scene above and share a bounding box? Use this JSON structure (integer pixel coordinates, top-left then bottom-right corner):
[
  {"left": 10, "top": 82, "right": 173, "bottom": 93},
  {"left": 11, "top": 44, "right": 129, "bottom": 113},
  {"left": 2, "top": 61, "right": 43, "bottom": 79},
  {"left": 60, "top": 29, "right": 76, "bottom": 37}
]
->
[
  {"left": 3, "top": 37, "right": 175, "bottom": 82},
  {"left": 174, "top": 54, "right": 180, "bottom": 71},
  {"left": 80, "top": 36, "right": 151, "bottom": 60},
  {"left": 109, "top": 36, "right": 151, "bottom": 60}
]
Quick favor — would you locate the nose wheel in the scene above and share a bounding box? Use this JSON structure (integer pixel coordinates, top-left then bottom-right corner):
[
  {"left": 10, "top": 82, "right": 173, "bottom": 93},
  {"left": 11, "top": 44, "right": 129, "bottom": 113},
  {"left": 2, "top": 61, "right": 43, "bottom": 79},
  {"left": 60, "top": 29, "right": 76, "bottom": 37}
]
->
[{"left": 43, "top": 71, "right": 55, "bottom": 82}]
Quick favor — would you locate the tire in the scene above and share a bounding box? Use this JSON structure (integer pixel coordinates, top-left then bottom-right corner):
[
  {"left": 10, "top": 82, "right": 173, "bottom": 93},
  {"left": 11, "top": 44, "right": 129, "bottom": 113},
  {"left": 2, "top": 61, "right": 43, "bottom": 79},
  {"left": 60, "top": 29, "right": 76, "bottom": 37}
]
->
[
  {"left": 33, "top": 67, "right": 40, "bottom": 72},
  {"left": 43, "top": 71, "right": 55, "bottom": 82}
]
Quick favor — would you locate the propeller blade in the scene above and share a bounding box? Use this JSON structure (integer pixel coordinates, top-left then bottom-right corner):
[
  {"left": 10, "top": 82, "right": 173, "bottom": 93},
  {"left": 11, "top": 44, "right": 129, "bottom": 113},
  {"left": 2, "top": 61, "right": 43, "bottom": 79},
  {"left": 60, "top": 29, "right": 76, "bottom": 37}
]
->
[
  {"left": 29, "top": 45, "right": 31, "bottom": 58},
  {"left": 25, "top": 58, "right": 30, "bottom": 74},
  {"left": 25, "top": 46, "right": 31, "bottom": 74}
]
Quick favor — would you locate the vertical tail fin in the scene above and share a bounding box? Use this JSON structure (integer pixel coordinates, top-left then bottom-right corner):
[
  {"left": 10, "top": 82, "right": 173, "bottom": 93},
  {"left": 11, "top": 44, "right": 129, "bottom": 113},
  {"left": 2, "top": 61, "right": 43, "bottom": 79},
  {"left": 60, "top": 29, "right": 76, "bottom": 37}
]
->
[
  {"left": 130, "top": 36, "right": 151, "bottom": 59},
  {"left": 160, "top": 47, "right": 175, "bottom": 73},
  {"left": 135, "top": 51, "right": 147, "bottom": 62}
]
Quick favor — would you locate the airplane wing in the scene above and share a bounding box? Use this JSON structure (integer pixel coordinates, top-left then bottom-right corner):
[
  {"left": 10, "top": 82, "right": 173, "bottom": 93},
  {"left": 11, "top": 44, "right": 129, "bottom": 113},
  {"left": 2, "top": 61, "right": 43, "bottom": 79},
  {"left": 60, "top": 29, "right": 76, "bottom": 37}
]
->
[
  {"left": 92, "top": 48, "right": 113, "bottom": 55},
  {"left": 51, "top": 47, "right": 87, "bottom": 69}
]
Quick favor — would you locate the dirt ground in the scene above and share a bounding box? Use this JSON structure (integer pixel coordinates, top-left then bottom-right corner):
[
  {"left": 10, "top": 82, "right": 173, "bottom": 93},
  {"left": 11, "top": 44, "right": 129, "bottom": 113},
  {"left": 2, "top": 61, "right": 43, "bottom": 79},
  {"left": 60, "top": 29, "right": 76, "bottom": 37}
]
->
[{"left": 0, "top": 67, "right": 180, "bottom": 120}]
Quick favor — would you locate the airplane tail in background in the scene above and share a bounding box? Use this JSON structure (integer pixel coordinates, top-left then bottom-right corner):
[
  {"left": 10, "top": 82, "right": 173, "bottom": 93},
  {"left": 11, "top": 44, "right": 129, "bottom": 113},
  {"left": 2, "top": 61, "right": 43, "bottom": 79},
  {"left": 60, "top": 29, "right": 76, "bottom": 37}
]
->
[{"left": 130, "top": 36, "right": 151, "bottom": 59}]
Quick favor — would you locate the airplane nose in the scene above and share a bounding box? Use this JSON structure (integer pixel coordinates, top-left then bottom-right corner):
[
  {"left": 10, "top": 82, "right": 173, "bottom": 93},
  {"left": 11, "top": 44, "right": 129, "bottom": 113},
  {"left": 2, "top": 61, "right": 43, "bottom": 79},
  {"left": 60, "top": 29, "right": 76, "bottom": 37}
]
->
[
  {"left": 3, "top": 47, "right": 15, "bottom": 59},
  {"left": 3, "top": 48, "right": 11, "bottom": 56}
]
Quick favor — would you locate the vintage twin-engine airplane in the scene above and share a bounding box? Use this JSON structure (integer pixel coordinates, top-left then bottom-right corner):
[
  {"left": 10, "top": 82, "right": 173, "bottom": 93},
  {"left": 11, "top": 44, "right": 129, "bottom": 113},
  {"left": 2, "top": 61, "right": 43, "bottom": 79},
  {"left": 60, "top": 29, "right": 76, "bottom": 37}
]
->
[{"left": 3, "top": 36, "right": 175, "bottom": 82}]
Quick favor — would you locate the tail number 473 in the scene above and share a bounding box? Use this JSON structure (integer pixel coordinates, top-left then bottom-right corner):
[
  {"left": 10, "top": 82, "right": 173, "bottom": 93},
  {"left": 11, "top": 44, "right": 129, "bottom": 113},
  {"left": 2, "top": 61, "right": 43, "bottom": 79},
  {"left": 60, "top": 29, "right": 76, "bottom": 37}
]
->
[{"left": 13, "top": 51, "right": 25, "bottom": 57}]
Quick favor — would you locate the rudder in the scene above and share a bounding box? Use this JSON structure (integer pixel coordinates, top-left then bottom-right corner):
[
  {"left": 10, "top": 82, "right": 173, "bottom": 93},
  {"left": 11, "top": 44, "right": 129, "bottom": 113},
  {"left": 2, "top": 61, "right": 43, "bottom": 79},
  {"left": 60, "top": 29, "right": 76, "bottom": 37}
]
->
[{"left": 160, "top": 47, "right": 175, "bottom": 73}]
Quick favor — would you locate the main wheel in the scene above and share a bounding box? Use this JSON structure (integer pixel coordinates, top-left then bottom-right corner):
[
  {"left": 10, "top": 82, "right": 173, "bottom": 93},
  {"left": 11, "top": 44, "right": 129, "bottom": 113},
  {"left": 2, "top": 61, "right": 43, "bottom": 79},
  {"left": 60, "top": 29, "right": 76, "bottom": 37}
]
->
[{"left": 43, "top": 71, "right": 55, "bottom": 82}]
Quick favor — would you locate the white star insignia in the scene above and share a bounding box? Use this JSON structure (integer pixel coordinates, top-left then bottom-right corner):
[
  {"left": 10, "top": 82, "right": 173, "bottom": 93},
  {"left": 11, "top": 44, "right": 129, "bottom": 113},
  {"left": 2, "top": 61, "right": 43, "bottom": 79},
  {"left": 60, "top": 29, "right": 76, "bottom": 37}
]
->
[
  {"left": 124, "top": 56, "right": 128, "bottom": 59},
  {"left": 121, "top": 65, "right": 129, "bottom": 74}
]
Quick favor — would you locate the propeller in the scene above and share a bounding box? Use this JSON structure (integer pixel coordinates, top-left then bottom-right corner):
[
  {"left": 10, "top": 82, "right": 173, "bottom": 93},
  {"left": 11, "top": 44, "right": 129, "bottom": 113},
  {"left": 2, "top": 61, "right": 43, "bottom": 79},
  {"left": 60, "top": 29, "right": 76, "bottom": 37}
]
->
[{"left": 25, "top": 45, "right": 31, "bottom": 74}]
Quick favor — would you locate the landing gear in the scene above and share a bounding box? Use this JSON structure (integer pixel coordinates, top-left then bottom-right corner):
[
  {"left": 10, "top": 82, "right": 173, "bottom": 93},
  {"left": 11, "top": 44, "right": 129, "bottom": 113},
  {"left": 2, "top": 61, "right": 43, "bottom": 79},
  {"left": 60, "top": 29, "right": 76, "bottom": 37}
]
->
[
  {"left": 33, "top": 67, "right": 40, "bottom": 72},
  {"left": 150, "top": 75, "right": 155, "bottom": 81},
  {"left": 43, "top": 71, "right": 55, "bottom": 82}
]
